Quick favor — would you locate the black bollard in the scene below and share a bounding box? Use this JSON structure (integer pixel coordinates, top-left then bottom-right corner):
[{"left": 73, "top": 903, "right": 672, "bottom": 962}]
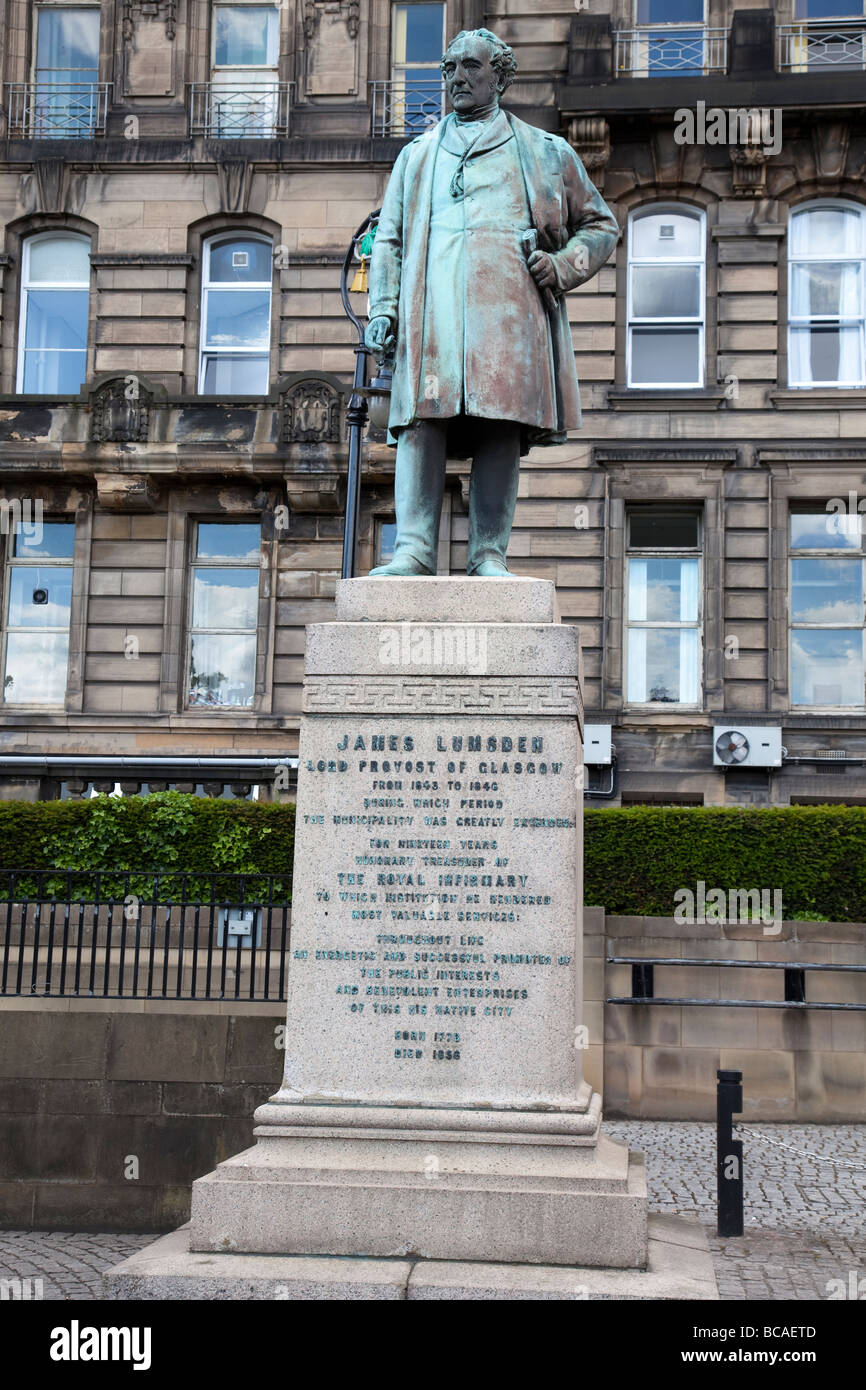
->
[{"left": 716, "top": 1068, "right": 744, "bottom": 1237}]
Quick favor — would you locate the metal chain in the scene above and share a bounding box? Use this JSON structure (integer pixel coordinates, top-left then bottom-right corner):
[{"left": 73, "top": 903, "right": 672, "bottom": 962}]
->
[{"left": 734, "top": 1123, "right": 866, "bottom": 1172}]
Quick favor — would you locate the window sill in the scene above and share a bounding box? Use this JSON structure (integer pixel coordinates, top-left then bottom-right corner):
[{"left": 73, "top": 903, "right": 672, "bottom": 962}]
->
[
  {"left": 606, "top": 388, "right": 728, "bottom": 412},
  {"left": 769, "top": 389, "right": 866, "bottom": 410}
]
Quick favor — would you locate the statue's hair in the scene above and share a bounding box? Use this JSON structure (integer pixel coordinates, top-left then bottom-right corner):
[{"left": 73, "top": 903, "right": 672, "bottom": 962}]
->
[{"left": 440, "top": 29, "right": 518, "bottom": 93}]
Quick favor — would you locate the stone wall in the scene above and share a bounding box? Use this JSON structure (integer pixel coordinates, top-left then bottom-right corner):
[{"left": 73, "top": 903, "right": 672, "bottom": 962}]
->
[
  {"left": 1, "top": 908, "right": 863, "bottom": 1230},
  {"left": 0, "top": 1004, "right": 283, "bottom": 1231},
  {"left": 585, "top": 907, "right": 866, "bottom": 1122}
]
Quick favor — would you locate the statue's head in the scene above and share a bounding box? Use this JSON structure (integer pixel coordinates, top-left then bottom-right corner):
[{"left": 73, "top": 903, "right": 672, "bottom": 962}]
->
[{"left": 440, "top": 29, "right": 518, "bottom": 117}]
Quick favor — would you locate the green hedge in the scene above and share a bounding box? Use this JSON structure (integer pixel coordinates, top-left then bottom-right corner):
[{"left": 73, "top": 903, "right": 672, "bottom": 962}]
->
[
  {"left": 0, "top": 798, "right": 864, "bottom": 920},
  {"left": 584, "top": 805, "right": 866, "bottom": 922},
  {"left": 0, "top": 792, "right": 295, "bottom": 902}
]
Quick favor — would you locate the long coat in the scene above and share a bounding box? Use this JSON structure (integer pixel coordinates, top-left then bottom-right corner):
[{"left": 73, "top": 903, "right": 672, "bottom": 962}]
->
[{"left": 369, "top": 109, "right": 620, "bottom": 453}]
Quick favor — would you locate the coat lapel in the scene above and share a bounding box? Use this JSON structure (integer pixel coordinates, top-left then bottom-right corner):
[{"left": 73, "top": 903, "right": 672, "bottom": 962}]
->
[{"left": 506, "top": 113, "right": 568, "bottom": 252}]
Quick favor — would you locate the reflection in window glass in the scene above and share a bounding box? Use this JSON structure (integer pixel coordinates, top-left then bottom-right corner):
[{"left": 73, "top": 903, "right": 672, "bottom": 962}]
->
[
  {"left": 789, "top": 511, "right": 865, "bottom": 707},
  {"left": 188, "top": 523, "right": 261, "bottom": 708},
  {"left": 199, "top": 236, "right": 272, "bottom": 395},
  {"left": 375, "top": 520, "right": 398, "bottom": 567},
  {"left": 637, "top": 0, "right": 703, "bottom": 20},
  {"left": 628, "top": 209, "right": 704, "bottom": 387},
  {"left": 790, "top": 511, "right": 861, "bottom": 550},
  {"left": 19, "top": 235, "right": 90, "bottom": 394},
  {"left": 35, "top": 7, "right": 100, "bottom": 137},
  {"left": 626, "top": 515, "right": 702, "bottom": 705},
  {"left": 196, "top": 522, "right": 262, "bottom": 560},
  {"left": 789, "top": 203, "right": 865, "bottom": 388},
  {"left": 390, "top": 2, "right": 445, "bottom": 135},
  {"left": 3, "top": 520, "right": 75, "bottom": 705},
  {"left": 214, "top": 6, "right": 278, "bottom": 67}
]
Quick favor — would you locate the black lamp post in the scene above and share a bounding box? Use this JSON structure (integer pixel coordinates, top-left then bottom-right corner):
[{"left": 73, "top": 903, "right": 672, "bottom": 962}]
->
[{"left": 339, "top": 209, "right": 381, "bottom": 580}]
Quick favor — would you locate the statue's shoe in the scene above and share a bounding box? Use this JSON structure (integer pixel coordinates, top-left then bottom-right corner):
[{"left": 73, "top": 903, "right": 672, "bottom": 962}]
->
[
  {"left": 369, "top": 555, "right": 434, "bottom": 577},
  {"left": 470, "top": 560, "right": 512, "bottom": 578}
]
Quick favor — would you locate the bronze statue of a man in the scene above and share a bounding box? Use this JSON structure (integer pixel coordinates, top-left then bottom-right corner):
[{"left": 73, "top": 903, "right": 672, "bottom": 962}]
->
[{"left": 365, "top": 27, "right": 619, "bottom": 578}]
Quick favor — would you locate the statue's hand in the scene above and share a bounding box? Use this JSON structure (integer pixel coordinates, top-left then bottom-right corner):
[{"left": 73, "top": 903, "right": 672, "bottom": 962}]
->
[
  {"left": 527, "top": 250, "right": 557, "bottom": 291},
  {"left": 365, "top": 315, "right": 396, "bottom": 356}
]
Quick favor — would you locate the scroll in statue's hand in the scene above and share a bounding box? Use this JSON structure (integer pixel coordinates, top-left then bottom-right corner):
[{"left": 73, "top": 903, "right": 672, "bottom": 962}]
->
[
  {"left": 527, "top": 250, "right": 557, "bottom": 291},
  {"left": 365, "top": 315, "right": 397, "bottom": 356}
]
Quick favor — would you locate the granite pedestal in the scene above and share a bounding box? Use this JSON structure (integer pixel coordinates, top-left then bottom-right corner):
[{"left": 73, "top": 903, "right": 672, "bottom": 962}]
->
[{"left": 105, "top": 579, "right": 715, "bottom": 1298}]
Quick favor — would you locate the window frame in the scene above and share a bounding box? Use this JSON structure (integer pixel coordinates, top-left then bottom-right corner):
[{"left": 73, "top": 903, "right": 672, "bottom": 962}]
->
[
  {"left": 787, "top": 199, "right": 866, "bottom": 390},
  {"left": 788, "top": 506, "right": 866, "bottom": 711},
  {"left": 211, "top": 1, "right": 280, "bottom": 74},
  {"left": 31, "top": 3, "right": 101, "bottom": 84},
  {"left": 16, "top": 230, "right": 91, "bottom": 395},
  {"left": 1, "top": 518, "right": 76, "bottom": 709},
  {"left": 624, "top": 507, "right": 704, "bottom": 709},
  {"left": 197, "top": 231, "right": 274, "bottom": 396},
  {"left": 389, "top": 1, "right": 446, "bottom": 133},
  {"left": 185, "top": 519, "right": 263, "bottom": 711},
  {"left": 626, "top": 204, "right": 706, "bottom": 389}
]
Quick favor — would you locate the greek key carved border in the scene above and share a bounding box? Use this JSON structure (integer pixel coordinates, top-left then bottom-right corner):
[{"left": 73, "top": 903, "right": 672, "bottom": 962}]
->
[{"left": 303, "top": 678, "right": 582, "bottom": 716}]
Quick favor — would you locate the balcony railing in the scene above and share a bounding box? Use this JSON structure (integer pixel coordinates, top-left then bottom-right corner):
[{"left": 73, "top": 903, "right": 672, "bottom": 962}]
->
[
  {"left": 778, "top": 19, "right": 866, "bottom": 71},
  {"left": 189, "top": 82, "right": 293, "bottom": 137},
  {"left": 5, "top": 82, "right": 111, "bottom": 138},
  {"left": 370, "top": 79, "right": 444, "bottom": 137},
  {"left": 614, "top": 26, "right": 728, "bottom": 77}
]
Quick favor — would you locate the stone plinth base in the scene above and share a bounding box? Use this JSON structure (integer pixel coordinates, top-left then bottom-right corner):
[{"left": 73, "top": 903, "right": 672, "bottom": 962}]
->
[
  {"left": 105, "top": 1215, "right": 717, "bottom": 1301},
  {"left": 187, "top": 1092, "right": 646, "bottom": 1269}
]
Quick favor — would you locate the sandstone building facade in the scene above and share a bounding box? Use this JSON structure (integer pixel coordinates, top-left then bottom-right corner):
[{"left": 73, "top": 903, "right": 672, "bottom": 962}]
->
[{"left": 0, "top": 0, "right": 864, "bottom": 807}]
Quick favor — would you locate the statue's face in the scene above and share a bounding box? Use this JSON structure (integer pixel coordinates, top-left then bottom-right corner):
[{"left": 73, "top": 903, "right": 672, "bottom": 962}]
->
[{"left": 441, "top": 35, "right": 501, "bottom": 117}]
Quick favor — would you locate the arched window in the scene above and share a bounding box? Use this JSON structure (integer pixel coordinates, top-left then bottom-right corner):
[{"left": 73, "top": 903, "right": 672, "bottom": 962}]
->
[
  {"left": 788, "top": 201, "right": 865, "bottom": 388},
  {"left": 627, "top": 206, "right": 705, "bottom": 388},
  {"left": 17, "top": 232, "right": 90, "bottom": 393},
  {"left": 199, "top": 233, "right": 273, "bottom": 395}
]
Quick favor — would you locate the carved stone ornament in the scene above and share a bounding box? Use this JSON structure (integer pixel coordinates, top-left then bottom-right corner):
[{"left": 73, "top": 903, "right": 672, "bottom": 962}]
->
[
  {"left": 812, "top": 121, "right": 850, "bottom": 183},
  {"left": 90, "top": 376, "right": 152, "bottom": 444},
  {"left": 33, "top": 159, "right": 73, "bottom": 215},
  {"left": 304, "top": 0, "right": 360, "bottom": 40},
  {"left": 122, "top": 0, "right": 177, "bottom": 41},
  {"left": 217, "top": 160, "right": 252, "bottom": 215},
  {"left": 730, "top": 143, "right": 769, "bottom": 198},
  {"left": 94, "top": 473, "right": 159, "bottom": 511},
  {"left": 566, "top": 117, "right": 610, "bottom": 190},
  {"left": 281, "top": 378, "right": 342, "bottom": 444}
]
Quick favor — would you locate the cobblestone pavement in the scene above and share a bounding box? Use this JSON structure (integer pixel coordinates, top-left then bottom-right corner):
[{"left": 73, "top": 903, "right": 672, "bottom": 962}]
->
[
  {"left": 605, "top": 1120, "right": 866, "bottom": 1301},
  {"left": 0, "top": 1122, "right": 863, "bottom": 1300}
]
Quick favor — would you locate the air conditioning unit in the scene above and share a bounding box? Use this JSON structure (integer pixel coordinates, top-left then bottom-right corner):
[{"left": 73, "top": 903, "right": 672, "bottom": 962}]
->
[
  {"left": 713, "top": 726, "right": 782, "bottom": 769},
  {"left": 584, "top": 724, "right": 613, "bottom": 765}
]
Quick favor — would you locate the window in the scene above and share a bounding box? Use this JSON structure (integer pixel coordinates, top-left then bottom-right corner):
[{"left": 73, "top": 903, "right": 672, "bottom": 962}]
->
[
  {"left": 625, "top": 511, "right": 702, "bottom": 705},
  {"left": 18, "top": 233, "right": 90, "bottom": 394},
  {"left": 375, "top": 520, "right": 397, "bottom": 567},
  {"left": 33, "top": 6, "right": 101, "bottom": 136},
  {"left": 790, "top": 511, "right": 864, "bottom": 708},
  {"left": 789, "top": 2, "right": 865, "bottom": 73},
  {"left": 390, "top": 2, "right": 445, "bottom": 134},
  {"left": 188, "top": 522, "right": 261, "bottom": 708},
  {"left": 627, "top": 207, "right": 705, "bottom": 387},
  {"left": 199, "top": 235, "right": 273, "bottom": 395},
  {"left": 630, "top": 0, "right": 709, "bottom": 77},
  {"left": 788, "top": 203, "right": 865, "bottom": 388},
  {"left": 211, "top": 3, "right": 280, "bottom": 136},
  {"left": 3, "top": 521, "right": 75, "bottom": 705}
]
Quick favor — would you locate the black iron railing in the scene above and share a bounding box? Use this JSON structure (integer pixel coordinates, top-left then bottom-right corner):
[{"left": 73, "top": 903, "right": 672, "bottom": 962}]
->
[
  {"left": 607, "top": 955, "right": 866, "bottom": 1010},
  {"left": 5, "top": 83, "right": 112, "bottom": 137},
  {"left": 0, "top": 871, "right": 291, "bottom": 1001}
]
